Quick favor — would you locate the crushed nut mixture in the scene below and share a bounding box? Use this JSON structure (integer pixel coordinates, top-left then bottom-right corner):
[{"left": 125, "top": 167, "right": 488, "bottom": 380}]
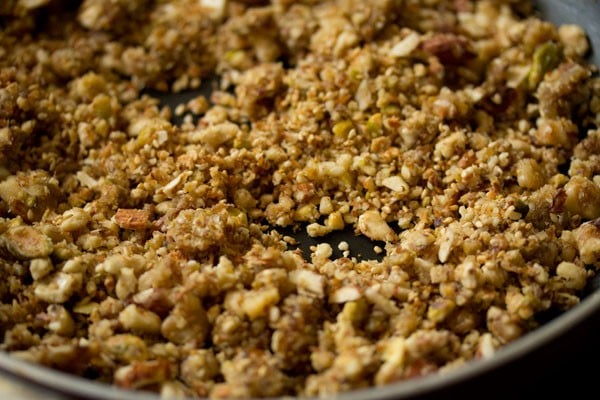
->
[{"left": 1, "top": 0, "right": 600, "bottom": 398}]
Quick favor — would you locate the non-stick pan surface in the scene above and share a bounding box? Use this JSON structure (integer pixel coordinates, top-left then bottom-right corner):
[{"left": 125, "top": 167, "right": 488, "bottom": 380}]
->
[{"left": 1, "top": 1, "right": 599, "bottom": 399}]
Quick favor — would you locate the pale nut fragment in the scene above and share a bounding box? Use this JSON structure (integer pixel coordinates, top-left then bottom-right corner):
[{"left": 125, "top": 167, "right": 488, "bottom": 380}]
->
[
  {"left": 312, "top": 243, "right": 333, "bottom": 260},
  {"left": 515, "top": 158, "right": 545, "bottom": 190},
  {"left": 330, "top": 286, "right": 361, "bottom": 304},
  {"left": 437, "top": 225, "right": 457, "bottom": 263},
  {"left": 241, "top": 287, "right": 280, "bottom": 320},
  {"left": 34, "top": 272, "right": 82, "bottom": 304},
  {"left": 476, "top": 333, "right": 496, "bottom": 359},
  {"left": 161, "top": 293, "right": 209, "bottom": 345},
  {"left": 104, "top": 334, "right": 148, "bottom": 363},
  {"left": 355, "top": 79, "right": 372, "bottom": 111},
  {"left": 558, "top": 24, "right": 589, "bottom": 59},
  {"left": 357, "top": 210, "right": 395, "bottom": 242},
  {"left": 39, "top": 305, "right": 75, "bottom": 336},
  {"left": 564, "top": 176, "right": 600, "bottom": 220},
  {"left": 17, "top": 0, "right": 50, "bottom": 10},
  {"left": 116, "top": 267, "right": 137, "bottom": 300},
  {"left": 289, "top": 269, "right": 326, "bottom": 298},
  {"left": 486, "top": 306, "right": 522, "bottom": 344},
  {"left": 556, "top": 261, "right": 587, "bottom": 290},
  {"left": 114, "top": 359, "right": 173, "bottom": 389},
  {"left": 200, "top": 0, "right": 227, "bottom": 20},
  {"left": 188, "top": 121, "right": 239, "bottom": 148},
  {"left": 434, "top": 130, "right": 467, "bottom": 159},
  {"left": 2, "top": 225, "right": 54, "bottom": 260},
  {"left": 118, "top": 304, "right": 162, "bottom": 335},
  {"left": 59, "top": 207, "right": 90, "bottom": 232},
  {"left": 381, "top": 176, "right": 409, "bottom": 195},
  {"left": 157, "top": 171, "right": 192, "bottom": 197},
  {"left": 180, "top": 349, "right": 220, "bottom": 387},
  {"left": 574, "top": 219, "right": 600, "bottom": 264},
  {"left": 374, "top": 337, "right": 406, "bottom": 385},
  {"left": 390, "top": 31, "right": 420, "bottom": 57},
  {"left": 29, "top": 257, "right": 53, "bottom": 281},
  {"left": 102, "top": 253, "right": 145, "bottom": 276}
]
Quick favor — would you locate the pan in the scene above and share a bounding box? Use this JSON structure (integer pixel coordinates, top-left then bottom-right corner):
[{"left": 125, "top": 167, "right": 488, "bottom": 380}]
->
[{"left": 0, "top": 0, "right": 599, "bottom": 399}]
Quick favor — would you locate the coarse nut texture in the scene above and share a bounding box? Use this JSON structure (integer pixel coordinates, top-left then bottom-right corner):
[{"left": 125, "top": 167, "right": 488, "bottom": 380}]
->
[{"left": 0, "top": 0, "right": 599, "bottom": 398}]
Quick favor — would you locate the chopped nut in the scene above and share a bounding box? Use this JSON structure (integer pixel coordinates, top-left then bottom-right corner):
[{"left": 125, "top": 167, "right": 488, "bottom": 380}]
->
[
  {"left": 515, "top": 159, "right": 545, "bottom": 190},
  {"left": 330, "top": 286, "right": 361, "bottom": 304},
  {"left": 241, "top": 287, "right": 280, "bottom": 320},
  {"left": 181, "top": 349, "right": 220, "bottom": 387},
  {"left": 556, "top": 261, "right": 587, "bottom": 290},
  {"left": 574, "top": 220, "right": 600, "bottom": 264},
  {"left": 113, "top": 209, "right": 151, "bottom": 230},
  {"left": 29, "top": 257, "right": 53, "bottom": 281},
  {"left": 564, "top": 176, "right": 600, "bottom": 220},
  {"left": 114, "top": 359, "right": 173, "bottom": 389},
  {"left": 390, "top": 32, "right": 420, "bottom": 58},
  {"left": 188, "top": 121, "right": 239, "bottom": 148},
  {"left": 357, "top": 210, "right": 395, "bottom": 242},
  {"left": 528, "top": 41, "right": 562, "bottom": 89},
  {"left": 1, "top": 2, "right": 599, "bottom": 398},
  {"left": 38, "top": 305, "right": 75, "bottom": 336},
  {"left": 34, "top": 272, "right": 82, "bottom": 304},
  {"left": 2, "top": 225, "right": 54, "bottom": 260},
  {"left": 161, "top": 292, "right": 209, "bottom": 345},
  {"left": 289, "top": 269, "right": 326, "bottom": 298},
  {"left": 118, "top": 304, "right": 162, "bottom": 335},
  {"left": 104, "top": 334, "right": 148, "bottom": 363}
]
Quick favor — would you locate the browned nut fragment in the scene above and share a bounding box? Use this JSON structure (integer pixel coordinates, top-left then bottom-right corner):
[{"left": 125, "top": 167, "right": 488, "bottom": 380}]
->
[
  {"left": 421, "top": 33, "right": 475, "bottom": 65},
  {"left": 2, "top": 225, "right": 54, "bottom": 259},
  {"left": 113, "top": 208, "right": 152, "bottom": 230}
]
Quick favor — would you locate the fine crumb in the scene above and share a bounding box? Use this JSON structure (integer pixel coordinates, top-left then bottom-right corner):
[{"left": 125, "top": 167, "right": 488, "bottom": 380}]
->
[{"left": 0, "top": 1, "right": 599, "bottom": 398}]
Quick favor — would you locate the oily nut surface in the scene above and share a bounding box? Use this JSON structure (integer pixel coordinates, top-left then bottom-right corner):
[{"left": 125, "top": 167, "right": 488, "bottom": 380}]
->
[{"left": 0, "top": 0, "right": 599, "bottom": 398}]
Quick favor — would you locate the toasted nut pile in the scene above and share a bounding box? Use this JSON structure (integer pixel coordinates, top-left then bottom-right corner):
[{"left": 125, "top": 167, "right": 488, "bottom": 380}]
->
[{"left": 1, "top": 0, "right": 600, "bottom": 398}]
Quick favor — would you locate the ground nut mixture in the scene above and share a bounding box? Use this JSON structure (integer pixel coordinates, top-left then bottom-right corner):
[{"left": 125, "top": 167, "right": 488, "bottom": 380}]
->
[{"left": 1, "top": 0, "right": 600, "bottom": 398}]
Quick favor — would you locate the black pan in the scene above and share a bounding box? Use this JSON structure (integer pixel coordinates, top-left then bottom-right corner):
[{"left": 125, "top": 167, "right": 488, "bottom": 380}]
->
[{"left": 1, "top": 1, "right": 599, "bottom": 399}]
